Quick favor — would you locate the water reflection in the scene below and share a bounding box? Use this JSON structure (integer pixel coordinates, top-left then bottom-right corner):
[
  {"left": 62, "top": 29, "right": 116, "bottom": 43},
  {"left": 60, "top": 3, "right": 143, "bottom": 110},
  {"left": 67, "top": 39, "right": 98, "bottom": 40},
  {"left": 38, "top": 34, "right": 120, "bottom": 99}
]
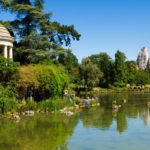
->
[
  {"left": 80, "top": 93, "right": 150, "bottom": 133},
  {"left": 0, "top": 93, "right": 150, "bottom": 150},
  {"left": 0, "top": 114, "right": 79, "bottom": 150},
  {"left": 81, "top": 108, "right": 113, "bottom": 130},
  {"left": 140, "top": 108, "right": 150, "bottom": 126}
]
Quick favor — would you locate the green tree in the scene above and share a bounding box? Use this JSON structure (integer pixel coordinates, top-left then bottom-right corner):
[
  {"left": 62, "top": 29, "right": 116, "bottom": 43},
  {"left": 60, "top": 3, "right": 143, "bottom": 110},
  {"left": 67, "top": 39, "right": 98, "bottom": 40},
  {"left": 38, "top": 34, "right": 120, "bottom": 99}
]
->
[
  {"left": 80, "top": 58, "right": 103, "bottom": 90},
  {"left": 114, "top": 50, "right": 126, "bottom": 87},
  {"left": 17, "top": 64, "right": 69, "bottom": 100},
  {"left": 135, "top": 70, "right": 150, "bottom": 86},
  {"left": 125, "top": 61, "right": 137, "bottom": 84},
  {"left": 58, "top": 50, "right": 79, "bottom": 74},
  {"left": 0, "top": 0, "right": 81, "bottom": 64},
  {"left": 0, "top": 85, "right": 17, "bottom": 114},
  {"left": 146, "top": 59, "right": 150, "bottom": 74},
  {"left": 0, "top": 56, "right": 19, "bottom": 84},
  {"left": 89, "top": 53, "right": 114, "bottom": 87},
  {"left": 58, "top": 50, "right": 80, "bottom": 84}
]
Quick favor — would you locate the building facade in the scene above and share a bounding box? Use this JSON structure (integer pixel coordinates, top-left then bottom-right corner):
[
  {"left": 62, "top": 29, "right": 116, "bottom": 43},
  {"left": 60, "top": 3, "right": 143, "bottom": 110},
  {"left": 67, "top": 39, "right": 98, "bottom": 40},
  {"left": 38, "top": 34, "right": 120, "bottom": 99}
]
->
[
  {"left": 0, "top": 24, "right": 14, "bottom": 59},
  {"left": 137, "top": 47, "right": 149, "bottom": 69}
]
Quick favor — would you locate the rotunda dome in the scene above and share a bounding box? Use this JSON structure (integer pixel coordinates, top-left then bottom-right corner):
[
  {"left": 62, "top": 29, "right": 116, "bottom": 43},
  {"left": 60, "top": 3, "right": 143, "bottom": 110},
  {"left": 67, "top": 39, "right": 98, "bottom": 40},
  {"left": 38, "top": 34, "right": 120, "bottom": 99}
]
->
[
  {"left": 0, "top": 24, "right": 14, "bottom": 42},
  {"left": 0, "top": 24, "right": 11, "bottom": 37}
]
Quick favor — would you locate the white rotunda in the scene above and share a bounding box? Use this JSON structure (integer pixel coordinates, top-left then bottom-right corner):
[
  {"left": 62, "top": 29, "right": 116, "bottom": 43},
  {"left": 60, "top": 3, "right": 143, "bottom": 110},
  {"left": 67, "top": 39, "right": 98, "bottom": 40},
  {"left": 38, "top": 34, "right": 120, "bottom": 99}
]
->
[{"left": 0, "top": 24, "right": 14, "bottom": 59}]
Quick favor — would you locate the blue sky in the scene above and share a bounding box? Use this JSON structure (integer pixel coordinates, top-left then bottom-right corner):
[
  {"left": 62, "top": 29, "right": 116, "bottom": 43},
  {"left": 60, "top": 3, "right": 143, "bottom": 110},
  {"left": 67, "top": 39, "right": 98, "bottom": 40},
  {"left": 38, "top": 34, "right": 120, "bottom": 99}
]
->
[{"left": 1, "top": 0, "right": 150, "bottom": 62}]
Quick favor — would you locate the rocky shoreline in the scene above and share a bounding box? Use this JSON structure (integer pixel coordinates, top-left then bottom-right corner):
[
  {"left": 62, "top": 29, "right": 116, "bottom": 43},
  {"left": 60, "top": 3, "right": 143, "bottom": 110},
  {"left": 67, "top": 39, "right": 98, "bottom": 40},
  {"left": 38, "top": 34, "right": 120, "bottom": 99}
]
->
[{"left": 2, "top": 98, "right": 100, "bottom": 121}]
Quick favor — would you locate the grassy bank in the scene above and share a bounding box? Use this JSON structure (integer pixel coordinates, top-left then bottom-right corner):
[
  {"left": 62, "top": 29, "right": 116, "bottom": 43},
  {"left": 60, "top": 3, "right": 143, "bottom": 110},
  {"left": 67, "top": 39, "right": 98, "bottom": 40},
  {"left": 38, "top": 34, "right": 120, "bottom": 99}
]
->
[{"left": 79, "top": 86, "right": 150, "bottom": 98}]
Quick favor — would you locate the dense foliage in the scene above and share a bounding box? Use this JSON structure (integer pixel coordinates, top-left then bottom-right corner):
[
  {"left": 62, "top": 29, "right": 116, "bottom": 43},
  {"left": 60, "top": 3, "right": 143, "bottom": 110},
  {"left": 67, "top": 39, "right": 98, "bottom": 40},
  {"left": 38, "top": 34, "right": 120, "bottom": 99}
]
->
[
  {"left": 58, "top": 50, "right": 80, "bottom": 84},
  {"left": 0, "top": 0, "right": 81, "bottom": 64},
  {"left": 125, "top": 61, "right": 137, "bottom": 84},
  {"left": 0, "top": 85, "right": 17, "bottom": 114},
  {"left": 114, "top": 50, "right": 126, "bottom": 87},
  {"left": 0, "top": 0, "right": 150, "bottom": 114},
  {"left": 88, "top": 51, "right": 150, "bottom": 88},
  {"left": 89, "top": 53, "right": 114, "bottom": 87},
  {"left": 17, "top": 65, "right": 69, "bottom": 101},
  {"left": 80, "top": 58, "right": 103, "bottom": 90},
  {"left": 134, "top": 71, "right": 150, "bottom": 86},
  {"left": 0, "top": 56, "right": 19, "bottom": 84}
]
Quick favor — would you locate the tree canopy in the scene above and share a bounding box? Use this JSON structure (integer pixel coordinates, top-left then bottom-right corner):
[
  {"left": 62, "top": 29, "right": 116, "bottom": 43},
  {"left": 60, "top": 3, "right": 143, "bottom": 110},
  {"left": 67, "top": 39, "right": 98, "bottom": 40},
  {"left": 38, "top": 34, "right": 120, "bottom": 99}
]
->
[
  {"left": 80, "top": 58, "right": 103, "bottom": 90},
  {"left": 89, "top": 53, "right": 114, "bottom": 87},
  {"left": 0, "top": 0, "right": 81, "bottom": 64},
  {"left": 114, "top": 50, "right": 126, "bottom": 87}
]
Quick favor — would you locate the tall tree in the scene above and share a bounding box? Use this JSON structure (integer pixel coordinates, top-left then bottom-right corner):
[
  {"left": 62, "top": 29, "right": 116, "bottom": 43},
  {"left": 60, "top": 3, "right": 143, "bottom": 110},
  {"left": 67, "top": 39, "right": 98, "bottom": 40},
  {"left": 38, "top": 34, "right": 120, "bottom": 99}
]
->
[
  {"left": 125, "top": 60, "right": 137, "bottom": 84},
  {"left": 114, "top": 50, "right": 126, "bottom": 87},
  {"left": 135, "top": 70, "right": 150, "bottom": 87},
  {"left": 146, "top": 59, "right": 150, "bottom": 74},
  {"left": 89, "top": 53, "right": 114, "bottom": 87},
  {"left": 0, "top": 0, "right": 81, "bottom": 64},
  {"left": 58, "top": 50, "right": 79, "bottom": 84},
  {"left": 80, "top": 58, "right": 103, "bottom": 90},
  {"left": 58, "top": 50, "right": 79, "bottom": 73}
]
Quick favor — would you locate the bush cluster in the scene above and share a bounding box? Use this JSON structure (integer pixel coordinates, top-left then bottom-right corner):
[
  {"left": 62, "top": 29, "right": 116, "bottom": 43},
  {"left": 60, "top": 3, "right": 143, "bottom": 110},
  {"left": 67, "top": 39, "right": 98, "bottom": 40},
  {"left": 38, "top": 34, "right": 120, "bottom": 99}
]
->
[
  {"left": 17, "top": 65, "right": 69, "bottom": 101},
  {"left": 0, "top": 85, "right": 17, "bottom": 114}
]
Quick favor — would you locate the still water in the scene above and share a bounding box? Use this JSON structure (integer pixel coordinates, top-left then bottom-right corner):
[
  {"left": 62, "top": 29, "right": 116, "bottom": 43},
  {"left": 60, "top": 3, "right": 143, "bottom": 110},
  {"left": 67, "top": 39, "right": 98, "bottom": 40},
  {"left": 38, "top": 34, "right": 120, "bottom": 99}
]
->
[{"left": 1, "top": 93, "right": 150, "bottom": 150}]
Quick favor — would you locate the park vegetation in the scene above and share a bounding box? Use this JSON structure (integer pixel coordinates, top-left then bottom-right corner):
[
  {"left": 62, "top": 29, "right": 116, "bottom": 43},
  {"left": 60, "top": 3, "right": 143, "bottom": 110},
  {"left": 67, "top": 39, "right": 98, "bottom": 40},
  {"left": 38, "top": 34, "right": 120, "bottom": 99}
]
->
[{"left": 0, "top": 0, "right": 150, "bottom": 114}]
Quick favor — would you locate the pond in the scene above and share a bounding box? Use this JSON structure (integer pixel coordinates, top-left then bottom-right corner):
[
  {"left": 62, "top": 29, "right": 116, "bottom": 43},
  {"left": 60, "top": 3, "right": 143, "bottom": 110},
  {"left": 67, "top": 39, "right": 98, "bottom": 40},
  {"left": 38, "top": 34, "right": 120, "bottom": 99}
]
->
[{"left": 0, "top": 93, "right": 150, "bottom": 150}]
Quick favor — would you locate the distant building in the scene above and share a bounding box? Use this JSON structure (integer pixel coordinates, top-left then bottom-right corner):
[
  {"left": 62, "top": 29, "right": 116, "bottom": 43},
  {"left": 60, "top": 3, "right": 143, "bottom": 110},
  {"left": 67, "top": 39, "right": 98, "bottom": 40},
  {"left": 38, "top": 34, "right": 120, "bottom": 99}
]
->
[{"left": 137, "top": 47, "right": 149, "bottom": 69}]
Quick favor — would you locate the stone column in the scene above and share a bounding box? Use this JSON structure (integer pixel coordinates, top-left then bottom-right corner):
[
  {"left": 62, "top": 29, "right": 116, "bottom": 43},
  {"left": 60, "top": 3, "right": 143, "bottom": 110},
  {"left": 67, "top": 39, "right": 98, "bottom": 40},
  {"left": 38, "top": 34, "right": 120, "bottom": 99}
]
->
[
  {"left": 4, "top": 45, "right": 7, "bottom": 58},
  {"left": 9, "top": 47, "right": 13, "bottom": 59}
]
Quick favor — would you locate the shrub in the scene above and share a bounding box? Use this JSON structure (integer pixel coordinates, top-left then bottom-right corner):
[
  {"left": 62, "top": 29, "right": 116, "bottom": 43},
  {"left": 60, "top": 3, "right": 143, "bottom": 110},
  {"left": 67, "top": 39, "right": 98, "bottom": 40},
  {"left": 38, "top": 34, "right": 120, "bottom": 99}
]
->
[
  {"left": 37, "top": 98, "right": 62, "bottom": 112},
  {"left": 74, "top": 97, "right": 81, "bottom": 105},
  {"left": 17, "top": 65, "right": 69, "bottom": 100},
  {"left": 0, "top": 85, "right": 17, "bottom": 114},
  {"left": 135, "top": 70, "right": 150, "bottom": 86},
  {"left": 80, "top": 58, "right": 103, "bottom": 90},
  {"left": 113, "top": 81, "right": 126, "bottom": 87},
  {"left": 63, "top": 97, "right": 75, "bottom": 107},
  {"left": 19, "top": 98, "right": 37, "bottom": 111},
  {"left": 0, "top": 56, "right": 19, "bottom": 84},
  {"left": 35, "top": 65, "right": 69, "bottom": 99},
  {"left": 90, "top": 99, "right": 99, "bottom": 105},
  {"left": 39, "top": 59, "right": 53, "bottom": 65}
]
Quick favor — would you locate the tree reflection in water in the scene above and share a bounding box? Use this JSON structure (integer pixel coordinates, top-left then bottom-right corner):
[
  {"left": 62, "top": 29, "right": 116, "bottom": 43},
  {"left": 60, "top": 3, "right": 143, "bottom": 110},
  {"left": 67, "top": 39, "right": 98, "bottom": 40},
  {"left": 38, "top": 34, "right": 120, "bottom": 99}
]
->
[
  {"left": 0, "top": 113, "right": 79, "bottom": 150},
  {"left": 0, "top": 93, "right": 150, "bottom": 150},
  {"left": 80, "top": 93, "right": 150, "bottom": 133}
]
